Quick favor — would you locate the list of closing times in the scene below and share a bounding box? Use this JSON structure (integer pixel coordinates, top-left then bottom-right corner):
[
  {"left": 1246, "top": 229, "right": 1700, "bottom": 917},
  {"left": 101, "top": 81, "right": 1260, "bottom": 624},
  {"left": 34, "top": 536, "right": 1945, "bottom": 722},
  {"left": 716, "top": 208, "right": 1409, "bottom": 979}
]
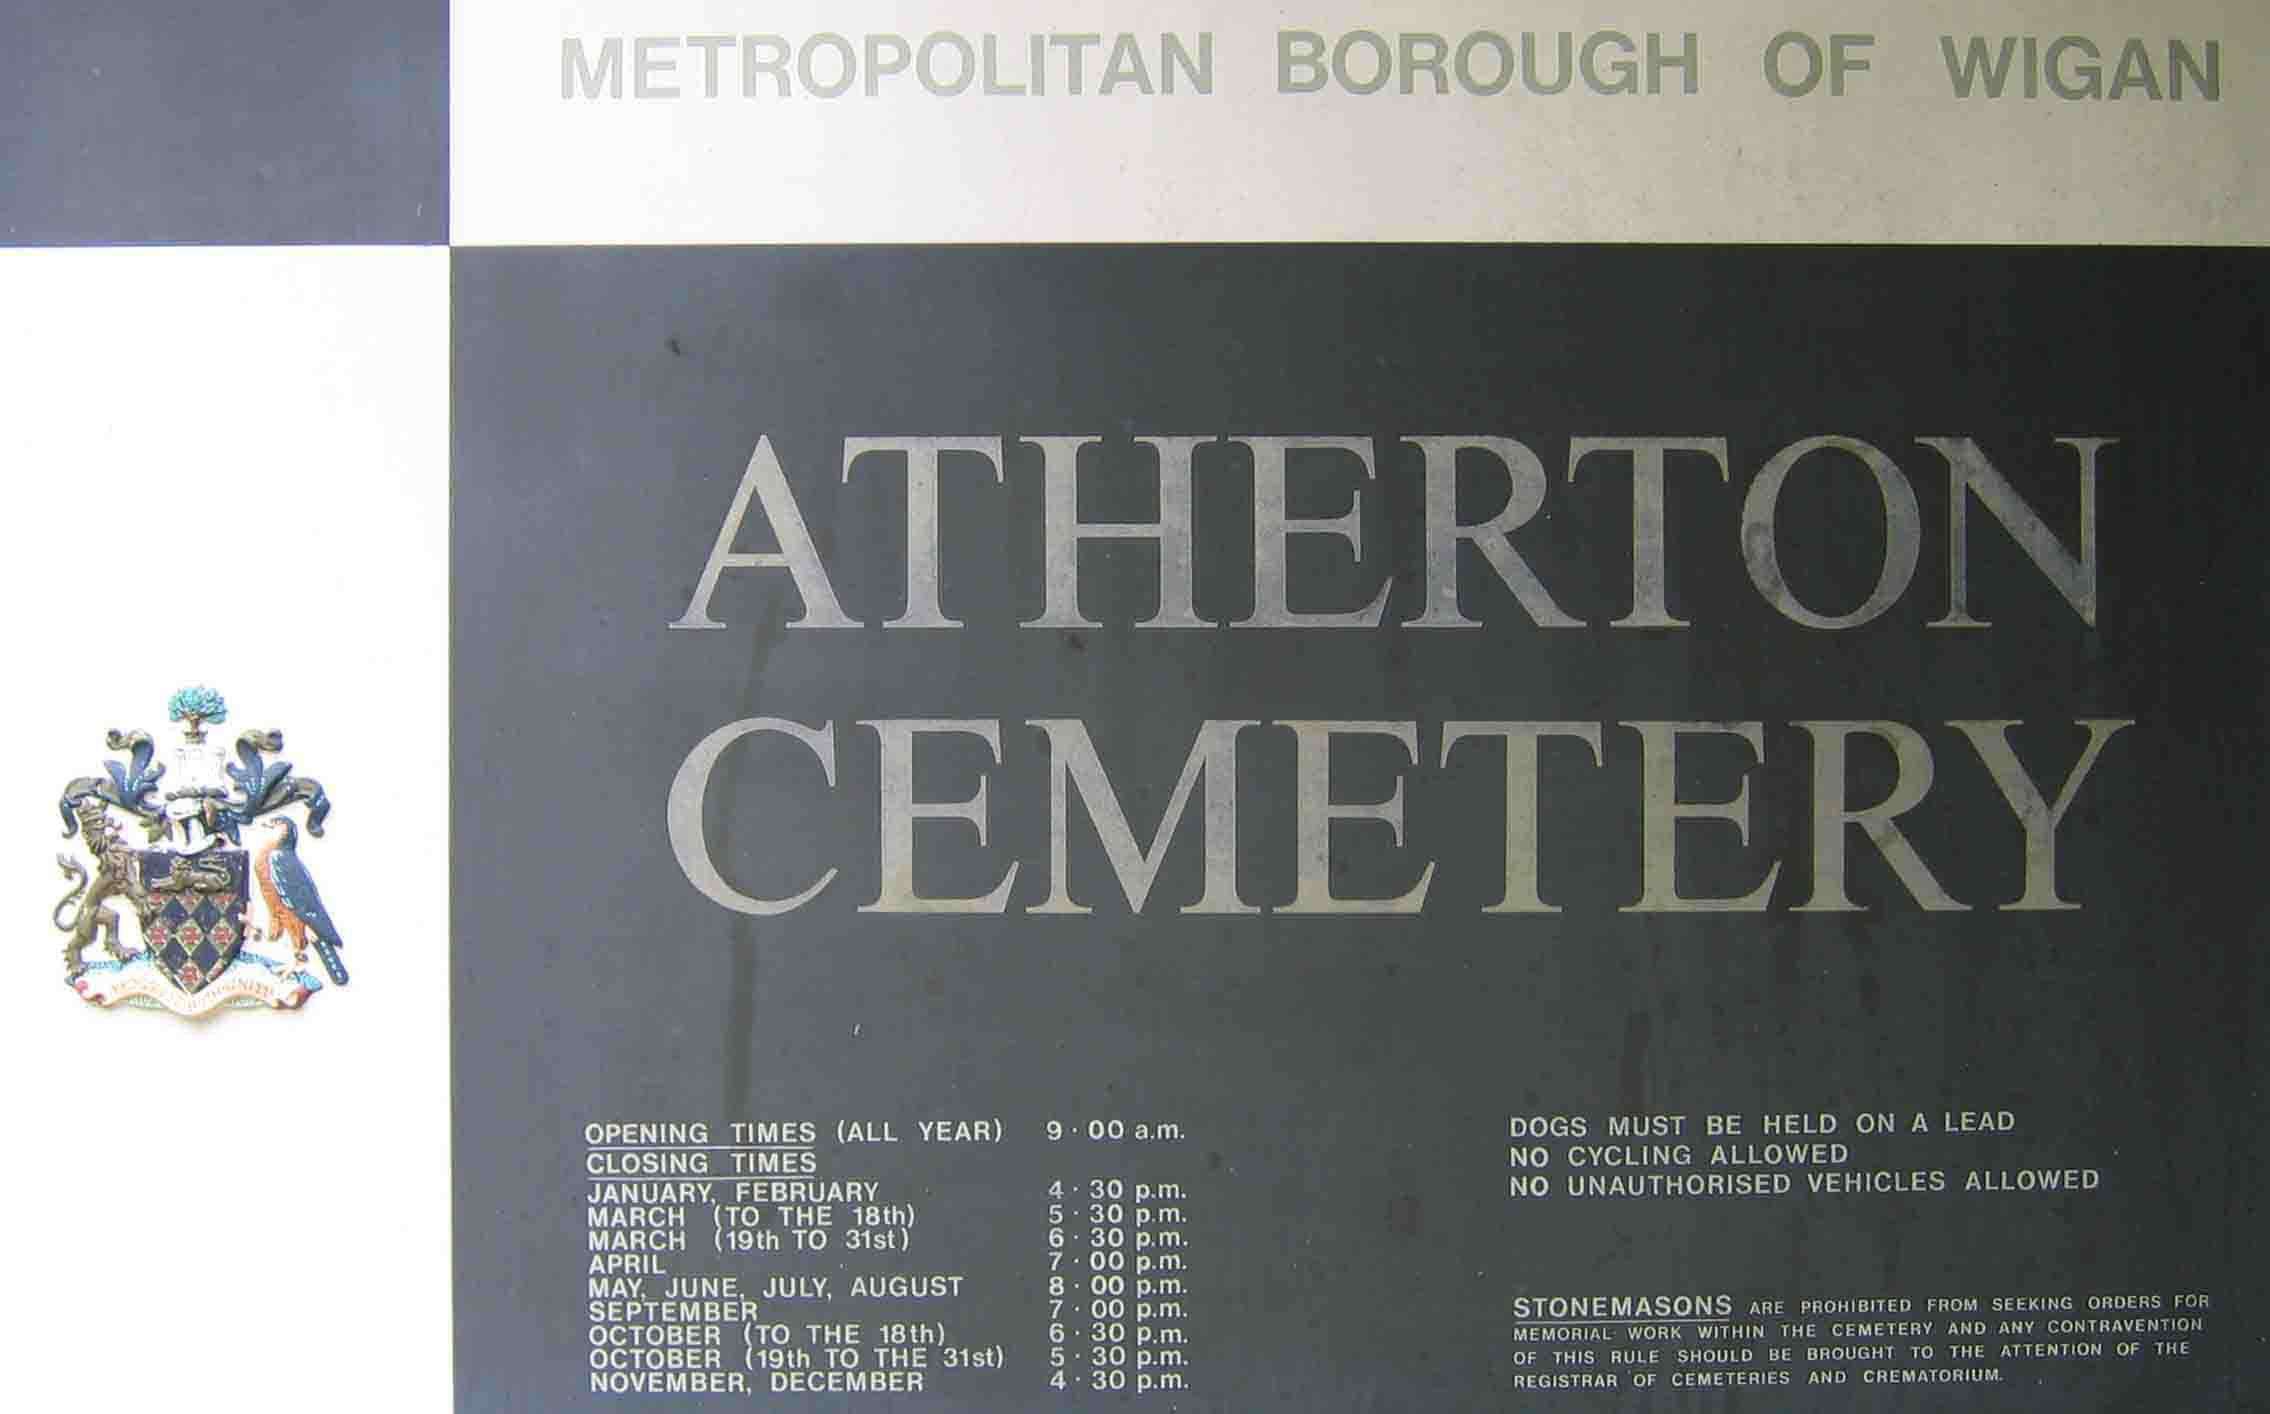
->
[{"left": 582, "top": 1117, "right": 1198, "bottom": 1398}]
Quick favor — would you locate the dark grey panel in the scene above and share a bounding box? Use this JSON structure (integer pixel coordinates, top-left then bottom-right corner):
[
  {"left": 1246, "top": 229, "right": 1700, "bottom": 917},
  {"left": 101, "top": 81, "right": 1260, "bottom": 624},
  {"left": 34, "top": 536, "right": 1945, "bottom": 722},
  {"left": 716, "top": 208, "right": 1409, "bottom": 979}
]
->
[
  {"left": 0, "top": 0, "right": 444, "bottom": 244},
  {"left": 453, "top": 246, "right": 2268, "bottom": 1410}
]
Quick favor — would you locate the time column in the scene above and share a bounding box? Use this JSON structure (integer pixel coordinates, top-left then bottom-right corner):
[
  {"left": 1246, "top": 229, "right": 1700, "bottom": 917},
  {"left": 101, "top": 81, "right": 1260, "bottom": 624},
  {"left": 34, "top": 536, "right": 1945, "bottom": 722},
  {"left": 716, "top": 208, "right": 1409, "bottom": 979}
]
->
[{"left": 1040, "top": 1123, "right": 1196, "bottom": 1397}]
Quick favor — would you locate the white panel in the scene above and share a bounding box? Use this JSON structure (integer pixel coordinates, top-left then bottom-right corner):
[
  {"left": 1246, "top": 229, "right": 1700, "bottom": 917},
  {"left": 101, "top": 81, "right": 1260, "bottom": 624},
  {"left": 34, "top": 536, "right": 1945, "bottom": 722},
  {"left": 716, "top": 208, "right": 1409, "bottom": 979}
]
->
[
  {"left": 455, "top": 1, "right": 2267, "bottom": 245},
  {"left": 0, "top": 247, "right": 450, "bottom": 1414}
]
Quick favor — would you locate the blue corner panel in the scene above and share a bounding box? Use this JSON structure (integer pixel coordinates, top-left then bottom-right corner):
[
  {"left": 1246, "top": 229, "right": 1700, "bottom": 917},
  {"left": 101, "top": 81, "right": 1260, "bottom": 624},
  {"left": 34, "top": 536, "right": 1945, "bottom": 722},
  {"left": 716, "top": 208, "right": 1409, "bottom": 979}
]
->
[{"left": 1, "top": 0, "right": 445, "bottom": 245}]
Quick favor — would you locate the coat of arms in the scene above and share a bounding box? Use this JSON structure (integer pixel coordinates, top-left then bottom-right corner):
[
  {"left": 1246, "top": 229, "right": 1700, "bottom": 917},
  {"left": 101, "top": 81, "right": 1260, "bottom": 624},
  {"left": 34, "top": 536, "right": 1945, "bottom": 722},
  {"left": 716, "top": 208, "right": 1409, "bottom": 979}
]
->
[{"left": 53, "top": 686, "right": 348, "bottom": 1016}]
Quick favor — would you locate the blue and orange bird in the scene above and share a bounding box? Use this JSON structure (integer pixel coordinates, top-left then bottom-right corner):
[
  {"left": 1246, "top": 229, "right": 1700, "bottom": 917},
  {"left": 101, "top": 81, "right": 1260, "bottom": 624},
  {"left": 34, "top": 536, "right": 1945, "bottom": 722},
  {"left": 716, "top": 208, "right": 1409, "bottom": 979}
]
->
[{"left": 254, "top": 817, "right": 349, "bottom": 984}]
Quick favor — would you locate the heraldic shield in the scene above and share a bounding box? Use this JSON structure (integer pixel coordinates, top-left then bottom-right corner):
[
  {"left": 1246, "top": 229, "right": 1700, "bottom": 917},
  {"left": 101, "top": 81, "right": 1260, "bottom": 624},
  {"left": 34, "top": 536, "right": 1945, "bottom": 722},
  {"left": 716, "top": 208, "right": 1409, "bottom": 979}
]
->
[{"left": 138, "top": 849, "right": 249, "bottom": 994}]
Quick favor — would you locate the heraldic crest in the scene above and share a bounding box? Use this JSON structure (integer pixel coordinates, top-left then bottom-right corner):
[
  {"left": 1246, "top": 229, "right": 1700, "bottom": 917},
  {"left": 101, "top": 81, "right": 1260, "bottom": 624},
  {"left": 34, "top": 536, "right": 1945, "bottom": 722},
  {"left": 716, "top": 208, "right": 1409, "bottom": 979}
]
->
[{"left": 53, "top": 686, "right": 347, "bottom": 1016}]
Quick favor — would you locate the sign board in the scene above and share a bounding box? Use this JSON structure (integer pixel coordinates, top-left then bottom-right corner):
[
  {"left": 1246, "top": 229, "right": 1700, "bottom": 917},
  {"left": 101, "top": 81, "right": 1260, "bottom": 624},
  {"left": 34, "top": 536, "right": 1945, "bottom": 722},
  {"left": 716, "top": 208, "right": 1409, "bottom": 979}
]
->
[{"left": 4, "top": 2, "right": 2262, "bottom": 1409}]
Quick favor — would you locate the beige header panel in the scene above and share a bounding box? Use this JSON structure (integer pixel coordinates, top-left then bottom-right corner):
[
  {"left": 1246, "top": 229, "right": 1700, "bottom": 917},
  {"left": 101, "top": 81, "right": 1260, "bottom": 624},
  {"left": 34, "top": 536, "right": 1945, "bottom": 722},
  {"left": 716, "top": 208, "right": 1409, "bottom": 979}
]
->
[{"left": 454, "top": 2, "right": 2264, "bottom": 245}]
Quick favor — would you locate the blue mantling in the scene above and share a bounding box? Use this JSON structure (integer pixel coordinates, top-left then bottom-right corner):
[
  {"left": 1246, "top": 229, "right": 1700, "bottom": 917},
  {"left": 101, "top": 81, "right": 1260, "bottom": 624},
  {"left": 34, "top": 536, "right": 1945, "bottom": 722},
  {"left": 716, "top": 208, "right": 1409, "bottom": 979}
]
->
[{"left": 217, "top": 729, "right": 333, "bottom": 842}]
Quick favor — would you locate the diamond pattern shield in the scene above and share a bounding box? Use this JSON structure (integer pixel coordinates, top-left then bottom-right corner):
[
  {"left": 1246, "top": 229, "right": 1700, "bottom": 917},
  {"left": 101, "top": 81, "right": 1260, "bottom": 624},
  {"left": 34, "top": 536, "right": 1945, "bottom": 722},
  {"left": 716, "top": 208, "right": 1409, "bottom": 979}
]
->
[{"left": 138, "top": 850, "right": 249, "bottom": 994}]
